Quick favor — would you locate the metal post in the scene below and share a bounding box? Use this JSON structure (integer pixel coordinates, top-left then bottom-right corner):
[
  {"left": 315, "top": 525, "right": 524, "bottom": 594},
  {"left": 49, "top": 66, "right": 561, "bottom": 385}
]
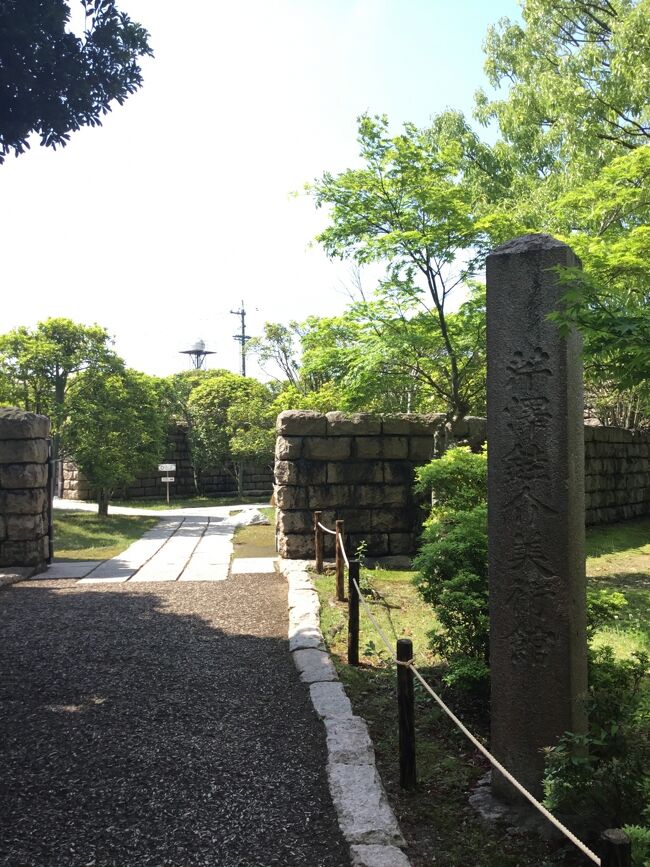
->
[
  {"left": 335, "top": 519, "right": 345, "bottom": 602},
  {"left": 348, "top": 560, "right": 360, "bottom": 666},
  {"left": 397, "top": 638, "right": 416, "bottom": 789},
  {"left": 314, "top": 511, "right": 323, "bottom": 574},
  {"left": 601, "top": 829, "right": 632, "bottom": 867}
]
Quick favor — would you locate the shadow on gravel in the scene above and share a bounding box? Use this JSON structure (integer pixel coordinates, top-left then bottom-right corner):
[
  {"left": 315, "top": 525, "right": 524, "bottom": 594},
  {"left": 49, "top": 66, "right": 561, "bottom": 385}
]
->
[{"left": 0, "top": 582, "right": 350, "bottom": 867}]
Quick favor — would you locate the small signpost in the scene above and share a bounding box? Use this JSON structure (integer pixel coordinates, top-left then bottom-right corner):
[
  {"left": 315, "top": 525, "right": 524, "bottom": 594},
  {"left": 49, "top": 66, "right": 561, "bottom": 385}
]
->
[{"left": 158, "top": 463, "right": 176, "bottom": 504}]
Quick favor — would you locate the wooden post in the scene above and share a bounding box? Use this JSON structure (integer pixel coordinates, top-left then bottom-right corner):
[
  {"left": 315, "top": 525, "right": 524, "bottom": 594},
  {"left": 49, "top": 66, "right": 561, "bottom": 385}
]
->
[
  {"left": 335, "top": 519, "right": 345, "bottom": 601},
  {"left": 397, "top": 638, "right": 416, "bottom": 789},
  {"left": 348, "top": 560, "right": 360, "bottom": 666},
  {"left": 601, "top": 829, "right": 632, "bottom": 867},
  {"left": 314, "top": 511, "right": 323, "bottom": 574}
]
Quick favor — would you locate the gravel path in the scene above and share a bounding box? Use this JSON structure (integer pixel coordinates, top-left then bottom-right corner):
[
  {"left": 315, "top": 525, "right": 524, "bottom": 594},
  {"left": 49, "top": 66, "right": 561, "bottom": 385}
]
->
[{"left": 0, "top": 574, "right": 351, "bottom": 867}]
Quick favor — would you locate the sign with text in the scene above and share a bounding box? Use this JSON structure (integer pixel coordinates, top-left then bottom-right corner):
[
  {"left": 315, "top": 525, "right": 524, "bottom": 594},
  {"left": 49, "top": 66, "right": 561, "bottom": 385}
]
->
[
  {"left": 158, "top": 463, "right": 176, "bottom": 472},
  {"left": 161, "top": 476, "right": 175, "bottom": 483}
]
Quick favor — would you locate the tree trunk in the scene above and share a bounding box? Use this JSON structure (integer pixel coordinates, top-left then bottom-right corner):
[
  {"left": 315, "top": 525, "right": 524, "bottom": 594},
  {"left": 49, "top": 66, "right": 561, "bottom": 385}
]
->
[
  {"left": 97, "top": 488, "right": 109, "bottom": 517},
  {"left": 237, "top": 462, "right": 244, "bottom": 498}
]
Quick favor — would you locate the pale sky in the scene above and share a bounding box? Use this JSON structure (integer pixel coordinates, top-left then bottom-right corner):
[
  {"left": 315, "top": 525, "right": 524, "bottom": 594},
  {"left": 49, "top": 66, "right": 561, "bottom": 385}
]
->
[{"left": 1, "top": 0, "right": 519, "bottom": 379}]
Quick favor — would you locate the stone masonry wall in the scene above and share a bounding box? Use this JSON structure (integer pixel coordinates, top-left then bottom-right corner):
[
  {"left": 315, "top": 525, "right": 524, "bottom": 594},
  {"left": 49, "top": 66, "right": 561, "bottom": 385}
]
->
[
  {"left": 275, "top": 411, "right": 650, "bottom": 559},
  {"left": 585, "top": 426, "right": 650, "bottom": 525},
  {"left": 0, "top": 407, "right": 50, "bottom": 568},
  {"left": 61, "top": 424, "right": 274, "bottom": 501},
  {"left": 275, "top": 411, "right": 485, "bottom": 560}
]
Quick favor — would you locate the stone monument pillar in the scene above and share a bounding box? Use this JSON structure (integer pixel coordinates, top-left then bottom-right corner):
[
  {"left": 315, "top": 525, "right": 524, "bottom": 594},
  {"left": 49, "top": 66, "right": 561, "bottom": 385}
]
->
[{"left": 486, "top": 234, "right": 588, "bottom": 800}]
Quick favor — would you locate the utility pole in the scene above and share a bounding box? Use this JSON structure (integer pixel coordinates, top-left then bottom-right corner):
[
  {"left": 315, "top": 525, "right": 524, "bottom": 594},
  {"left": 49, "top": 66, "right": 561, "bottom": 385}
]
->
[{"left": 230, "top": 301, "right": 251, "bottom": 376}]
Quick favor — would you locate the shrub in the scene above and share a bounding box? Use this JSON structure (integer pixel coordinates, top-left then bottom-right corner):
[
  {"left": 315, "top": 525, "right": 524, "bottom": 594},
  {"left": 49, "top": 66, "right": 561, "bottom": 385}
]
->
[
  {"left": 543, "top": 647, "right": 650, "bottom": 828},
  {"left": 414, "top": 444, "right": 487, "bottom": 515}
]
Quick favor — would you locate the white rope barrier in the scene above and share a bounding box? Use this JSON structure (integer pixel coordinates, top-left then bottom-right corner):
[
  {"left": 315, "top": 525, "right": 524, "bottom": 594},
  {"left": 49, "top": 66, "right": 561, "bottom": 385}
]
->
[
  {"left": 317, "top": 522, "right": 336, "bottom": 535},
  {"left": 347, "top": 572, "right": 601, "bottom": 866}
]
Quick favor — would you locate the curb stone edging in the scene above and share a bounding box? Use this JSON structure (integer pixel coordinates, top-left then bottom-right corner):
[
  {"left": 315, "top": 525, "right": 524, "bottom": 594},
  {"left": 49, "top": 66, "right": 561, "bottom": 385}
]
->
[{"left": 280, "top": 558, "right": 411, "bottom": 867}]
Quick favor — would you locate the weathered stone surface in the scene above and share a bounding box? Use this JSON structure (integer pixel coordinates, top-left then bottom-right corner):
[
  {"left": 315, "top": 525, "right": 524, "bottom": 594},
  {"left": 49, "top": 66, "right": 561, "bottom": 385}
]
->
[
  {"left": 285, "top": 570, "right": 317, "bottom": 592},
  {"left": 309, "top": 681, "right": 354, "bottom": 720},
  {"left": 372, "top": 510, "right": 413, "bottom": 533},
  {"left": 275, "top": 460, "right": 327, "bottom": 486},
  {"left": 6, "top": 514, "right": 45, "bottom": 541},
  {"left": 0, "top": 439, "right": 48, "bottom": 465},
  {"left": 293, "top": 648, "right": 337, "bottom": 683},
  {"left": 327, "top": 763, "right": 405, "bottom": 846},
  {"left": 356, "top": 485, "right": 386, "bottom": 507},
  {"left": 326, "top": 412, "right": 381, "bottom": 436},
  {"left": 308, "top": 485, "right": 355, "bottom": 509},
  {"left": 279, "top": 532, "right": 314, "bottom": 561},
  {"left": 0, "top": 539, "right": 44, "bottom": 567},
  {"left": 382, "top": 462, "right": 413, "bottom": 486},
  {"left": 356, "top": 437, "right": 408, "bottom": 460},
  {"left": 486, "top": 233, "right": 588, "bottom": 800},
  {"left": 288, "top": 586, "right": 320, "bottom": 614},
  {"left": 409, "top": 436, "right": 435, "bottom": 462},
  {"left": 274, "top": 486, "right": 308, "bottom": 510},
  {"left": 289, "top": 627, "right": 325, "bottom": 652},
  {"left": 350, "top": 845, "right": 411, "bottom": 867},
  {"left": 0, "top": 489, "right": 47, "bottom": 515},
  {"left": 382, "top": 413, "right": 443, "bottom": 436},
  {"left": 327, "top": 461, "right": 384, "bottom": 485},
  {"left": 0, "top": 407, "right": 49, "bottom": 439},
  {"left": 275, "top": 435, "right": 303, "bottom": 460},
  {"left": 303, "top": 437, "right": 352, "bottom": 461},
  {"left": 277, "top": 410, "right": 327, "bottom": 436},
  {"left": 280, "top": 511, "right": 317, "bottom": 534},
  {"left": 326, "top": 716, "right": 375, "bottom": 765},
  {"left": 0, "top": 463, "right": 48, "bottom": 489},
  {"left": 388, "top": 533, "right": 415, "bottom": 555}
]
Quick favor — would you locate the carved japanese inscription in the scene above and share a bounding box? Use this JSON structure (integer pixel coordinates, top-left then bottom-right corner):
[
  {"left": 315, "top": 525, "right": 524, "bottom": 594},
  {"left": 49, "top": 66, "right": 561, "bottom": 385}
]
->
[{"left": 486, "top": 234, "right": 587, "bottom": 800}]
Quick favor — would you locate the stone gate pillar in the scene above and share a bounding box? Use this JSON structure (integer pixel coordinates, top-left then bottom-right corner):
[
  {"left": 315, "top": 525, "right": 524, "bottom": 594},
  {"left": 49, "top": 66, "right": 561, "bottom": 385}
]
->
[{"left": 486, "top": 235, "right": 588, "bottom": 800}]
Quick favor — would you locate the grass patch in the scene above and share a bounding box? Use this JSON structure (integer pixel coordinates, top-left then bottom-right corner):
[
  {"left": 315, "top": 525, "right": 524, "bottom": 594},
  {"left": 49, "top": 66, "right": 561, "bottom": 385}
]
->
[
  {"left": 54, "top": 511, "right": 159, "bottom": 561},
  {"left": 232, "top": 509, "right": 276, "bottom": 559},
  {"left": 109, "top": 495, "right": 267, "bottom": 510},
  {"left": 587, "top": 516, "right": 650, "bottom": 657}
]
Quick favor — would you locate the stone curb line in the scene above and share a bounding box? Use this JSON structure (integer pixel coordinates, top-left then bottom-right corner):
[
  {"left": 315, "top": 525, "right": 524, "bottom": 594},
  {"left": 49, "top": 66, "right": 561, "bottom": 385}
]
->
[{"left": 280, "top": 558, "right": 411, "bottom": 867}]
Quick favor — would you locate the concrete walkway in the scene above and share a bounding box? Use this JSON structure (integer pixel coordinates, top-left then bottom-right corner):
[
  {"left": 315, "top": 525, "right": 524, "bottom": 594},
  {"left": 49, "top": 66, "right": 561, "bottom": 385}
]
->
[{"left": 0, "top": 526, "right": 349, "bottom": 866}]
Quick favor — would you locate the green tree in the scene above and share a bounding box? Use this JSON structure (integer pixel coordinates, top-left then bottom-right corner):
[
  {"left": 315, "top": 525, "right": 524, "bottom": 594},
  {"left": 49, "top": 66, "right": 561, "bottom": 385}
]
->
[
  {"left": 477, "top": 0, "right": 650, "bottom": 178},
  {"left": 0, "top": 0, "right": 152, "bottom": 163},
  {"left": 64, "top": 368, "right": 166, "bottom": 515},
  {"left": 308, "top": 113, "right": 500, "bottom": 418},
  {"left": 187, "top": 373, "right": 275, "bottom": 496},
  {"left": 0, "top": 317, "right": 121, "bottom": 471},
  {"left": 246, "top": 323, "right": 301, "bottom": 386}
]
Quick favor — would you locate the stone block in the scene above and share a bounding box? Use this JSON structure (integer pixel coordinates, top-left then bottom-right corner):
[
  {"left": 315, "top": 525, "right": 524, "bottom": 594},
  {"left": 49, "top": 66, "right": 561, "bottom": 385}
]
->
[
  {"left": 275, "top": 486, "right": 309, "bottom": 510},
  {"left": 372, "top": 509, "right": 414, "bottom": 533},
  {"left": 388, "top": 533, "right": 415, "bottom": 555},
  {"left": 303, "top": 437, "right": 352, "bottom": 461},
  {"left": 350, "top": 845, "right": 411, "bottom": 867},
  {"left": 467, "top": 416, "right": 487, "bottom": 441},
  {"left": 382, "top": 413, "right": 443, "bottom": 436},
  {"left": 348, "top": 533, "right": 389, "bottom": 556},
  {"left": 356, "top": 437, "right": 408, "bottom": 460},
  {"left": 382, "top": 487, "right": 408, "bottom": 506},
  {"left": 0, "top": 407, "right": 49, "bottom": 439},
  {"left": 326, "top": 412, "right": 381, "bottom": 436},
  {"left": 356, "top": 486, "right": 386, "bottom": 507},
  {"left": 277, "top": 532, "right": 313, "bottom": 559},
  {"left": 6, "top": 514, "right": 45, "bottom": 541},
  {"left": 0, "top": 489, "right": 47, "bottom": 515},
  {"left": 0, "top": 463, "right": 48, "bottom": 489},
  {"left": 382, "top": 462, "right": 414, "bottom": 486},
  {"left": 327, "top": 763, "right": 404, "bottom": 846},
  {"left": 327, "top": 462, "right": 383, "bottom": 484},
  {"left": 309, "top": 681, "right": 354, "bottom": 720},
  {"left": 275, "top": 436, "right": 303, "bottom": 461},
  {"left": 409, "top": 436, "right": 435, "bottom": 462},
  {"left": 293, "top": 648, "right": 337, "bottom": 683},
  {"left": 279, "top": 511, "right": 318, "bottom": 534},
  {"left": 308, "top": 485, "right": 354, "bottom": 509},
  {"left": 277, "top": 410, "right": 327, "bottom": 436},
  {"left": 0, "top": 439, "right": 48, "bottom": 465},
  {"left": 326, "top": 716, "right": 375, "bottom": 765},
  {"left": 335, "top": 509, "right": 372, "bottom": 534},
  {"left": 0, "top": 539, "right": 43, "bottom": 567}
]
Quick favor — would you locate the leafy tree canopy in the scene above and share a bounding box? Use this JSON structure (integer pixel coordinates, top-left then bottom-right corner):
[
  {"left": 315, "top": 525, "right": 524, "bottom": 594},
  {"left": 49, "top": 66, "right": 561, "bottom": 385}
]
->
[
  {"left": 63, "top": 367, "right": 166, "bottom": 514},
  {"left": 0, "top": 0, "right": 152, "bottom": 163}
]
